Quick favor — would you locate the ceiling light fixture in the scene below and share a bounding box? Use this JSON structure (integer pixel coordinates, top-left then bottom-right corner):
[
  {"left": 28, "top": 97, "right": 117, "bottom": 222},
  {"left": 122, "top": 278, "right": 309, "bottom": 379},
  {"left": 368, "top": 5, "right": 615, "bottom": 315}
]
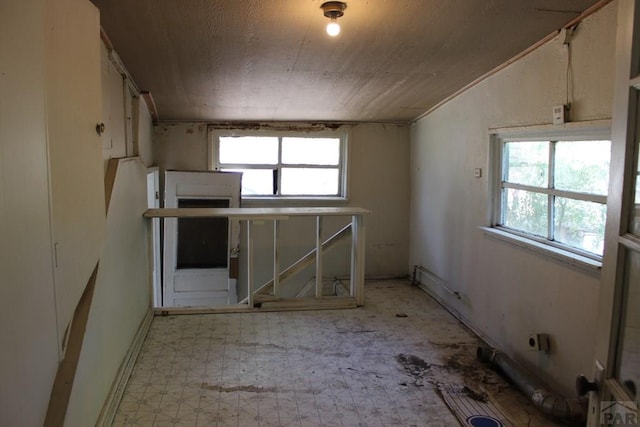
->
[{"left": 321, "top": 1, "right": 347, "bottom": 37}]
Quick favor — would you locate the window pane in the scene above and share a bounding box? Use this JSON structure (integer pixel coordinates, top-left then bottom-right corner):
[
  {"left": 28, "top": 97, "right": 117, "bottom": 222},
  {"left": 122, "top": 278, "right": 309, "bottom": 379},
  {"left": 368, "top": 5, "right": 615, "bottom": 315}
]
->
[
  {"left": 633, "top": 174, "right": 640, "bottom": 236},
  {"left": 632, "top": 147, "right": 640, "bottom": 235},
  {"left": 617, "top": 249, "right": 640, "bottom": 397},
  {"left": 554, "top": 197, "right": 606, "bottom": 255},
  {"left": 281, "top": 168, "right": 339, "bottom": 195},
  {"left": 503, "top": 188, "right": 548, "bottom": 236},
  {"left": 177, "top": 199, "right": 229, "bottom": 269},
  {"left": 282, "top": 137, "right": 340, "bottom": 165},
  {"left": 222, "top": 169, "right": 273, "bottom": 196},
  {"left": 555, "top": 140, "right": 611, "bottom": 195},
  {"left": 636, "top": 172, "right": 640, "bottom": 205},
  {"left": 504, "top": 141, "right": 549, "bottom": 187},
  {"left": 219, "top": 136, "right": 278, "bottom": 165},
  {"left": 636, "top": 148, "right": 640, "bottom": 204}
]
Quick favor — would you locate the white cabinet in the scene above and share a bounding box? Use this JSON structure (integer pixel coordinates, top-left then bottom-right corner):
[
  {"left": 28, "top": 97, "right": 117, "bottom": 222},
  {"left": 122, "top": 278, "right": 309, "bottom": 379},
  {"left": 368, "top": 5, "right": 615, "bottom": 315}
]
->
[{"left": 45, "top": 0, "right": 105, "bottom": 350}]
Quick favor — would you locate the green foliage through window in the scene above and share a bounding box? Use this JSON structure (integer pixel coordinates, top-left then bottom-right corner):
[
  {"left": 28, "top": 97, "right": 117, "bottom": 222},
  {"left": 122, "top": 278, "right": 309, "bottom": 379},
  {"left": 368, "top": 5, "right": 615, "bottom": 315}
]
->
[{"left": 499, "top": 139, "right": 610, "bottom": 257}]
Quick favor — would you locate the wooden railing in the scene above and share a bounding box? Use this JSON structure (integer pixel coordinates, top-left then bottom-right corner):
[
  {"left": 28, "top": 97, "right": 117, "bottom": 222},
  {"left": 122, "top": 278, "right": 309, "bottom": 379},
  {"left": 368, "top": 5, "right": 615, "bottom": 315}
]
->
[
  {"left": 144, "top": 207, "right": 370, "bottom": 310},
  {"left": 251, "top": 223, "right": 352, "bottom": 298}
]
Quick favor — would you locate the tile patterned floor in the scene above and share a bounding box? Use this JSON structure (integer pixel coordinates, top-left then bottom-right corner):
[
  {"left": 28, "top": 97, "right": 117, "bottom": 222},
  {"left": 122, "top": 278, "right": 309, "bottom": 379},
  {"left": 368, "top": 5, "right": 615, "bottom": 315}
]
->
[{"left": 113, "top": 280, "right": 560, "bottom": 426}]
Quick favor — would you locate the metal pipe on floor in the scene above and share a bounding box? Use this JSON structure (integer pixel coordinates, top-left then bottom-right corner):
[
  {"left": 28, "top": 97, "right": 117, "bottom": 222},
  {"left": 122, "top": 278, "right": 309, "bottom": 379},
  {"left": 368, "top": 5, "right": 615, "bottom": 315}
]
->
[{"left": 476, "top": 346, "right": 587, "bottom": 425}]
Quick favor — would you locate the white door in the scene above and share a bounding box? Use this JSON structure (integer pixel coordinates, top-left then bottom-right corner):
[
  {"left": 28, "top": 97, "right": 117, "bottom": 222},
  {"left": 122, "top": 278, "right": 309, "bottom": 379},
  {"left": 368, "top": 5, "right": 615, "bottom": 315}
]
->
[
  {"left": 587, "top": 1, "right": 640, "bottom": 425},
  {"left": 45, "top": 0, "right": 105, "bottom": 349},
  {"left": 163, "top": 171, "right": 241, "bottom": 307}
]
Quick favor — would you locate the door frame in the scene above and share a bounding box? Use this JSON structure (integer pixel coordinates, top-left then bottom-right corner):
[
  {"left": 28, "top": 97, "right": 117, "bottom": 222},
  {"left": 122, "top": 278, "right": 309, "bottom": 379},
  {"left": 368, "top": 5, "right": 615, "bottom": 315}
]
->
[
  {"left": 589, "top": 0, "right": 640, "bottom": 424},
  {"left": 146, "top": 167, "right": 161, "bottom": 307},
  {"left": 162, "top": 170, "right": 241, "bottom": 307}
]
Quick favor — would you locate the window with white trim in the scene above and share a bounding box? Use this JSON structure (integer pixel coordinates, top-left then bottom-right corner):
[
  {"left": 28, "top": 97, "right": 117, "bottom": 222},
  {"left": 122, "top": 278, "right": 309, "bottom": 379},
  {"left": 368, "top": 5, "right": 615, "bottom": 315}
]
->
[
  {"left": 492, "top": 127, "right": 611, "bottom": 259},
  {"left": 210, "top": 131, "right": 347, "bottom": 198}
]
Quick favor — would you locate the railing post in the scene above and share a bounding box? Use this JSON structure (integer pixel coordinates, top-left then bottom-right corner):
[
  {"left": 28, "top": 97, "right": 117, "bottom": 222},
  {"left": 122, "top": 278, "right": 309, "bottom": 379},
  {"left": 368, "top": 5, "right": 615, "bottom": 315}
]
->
[
  {"left": 315, "top": 215, "right": 323, "bottom": 298},
  {"left": 247, "top": 220, "right": 254, "bottom": 307},
  {"left": 350, "top": 214, "right": 366, "bottom": 305},
  {"left": 273, "top": 220, "right": 280, "bottom": 297}
]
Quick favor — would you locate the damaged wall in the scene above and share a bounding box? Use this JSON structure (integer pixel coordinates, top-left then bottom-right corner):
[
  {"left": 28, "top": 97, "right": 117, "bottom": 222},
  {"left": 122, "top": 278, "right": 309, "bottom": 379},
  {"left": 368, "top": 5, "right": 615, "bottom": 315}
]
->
[
  {"left": 63, "top": 39, "right": 155, "bottom": 426},
  {"left": 409, "top": 2, "right": 616, "bottom": 396},
  {"left": 0, "top": 18, "right": 155, "bottom": 424}
]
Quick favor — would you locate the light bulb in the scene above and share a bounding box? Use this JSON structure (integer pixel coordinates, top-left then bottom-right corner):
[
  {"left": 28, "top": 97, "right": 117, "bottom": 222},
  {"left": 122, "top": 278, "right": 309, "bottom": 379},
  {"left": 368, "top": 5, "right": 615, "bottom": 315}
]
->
[{"left": 326, "top": 20, "right": 340, "bottom": 37}]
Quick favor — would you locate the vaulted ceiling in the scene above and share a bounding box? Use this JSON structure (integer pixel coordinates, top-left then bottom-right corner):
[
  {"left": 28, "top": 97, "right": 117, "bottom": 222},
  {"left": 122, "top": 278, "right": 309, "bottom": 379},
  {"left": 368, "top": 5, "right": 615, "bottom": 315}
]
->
[{"left": 90, "top": 0, "right": 606, "bottom": 123}]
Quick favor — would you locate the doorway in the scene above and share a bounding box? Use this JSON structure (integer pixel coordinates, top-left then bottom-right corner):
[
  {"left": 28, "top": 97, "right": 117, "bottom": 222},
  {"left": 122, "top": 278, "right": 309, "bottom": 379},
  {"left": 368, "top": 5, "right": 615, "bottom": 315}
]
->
[{"left": 162, "top": 171, "right": 241, "bottom": 307}]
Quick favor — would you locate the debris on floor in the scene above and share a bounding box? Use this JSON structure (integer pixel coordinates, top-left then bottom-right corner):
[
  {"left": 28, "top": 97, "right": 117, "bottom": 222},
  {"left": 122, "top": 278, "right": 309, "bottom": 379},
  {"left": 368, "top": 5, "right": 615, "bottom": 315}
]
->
[
  {"left": 396, "top": 353, "right": 431, "bottom": 386},
  {"left": 112, "top": 280, "right": 564, "bottom": 426},
  {"left": 438, "top": 383, "right": 517, "bottom": 427}
]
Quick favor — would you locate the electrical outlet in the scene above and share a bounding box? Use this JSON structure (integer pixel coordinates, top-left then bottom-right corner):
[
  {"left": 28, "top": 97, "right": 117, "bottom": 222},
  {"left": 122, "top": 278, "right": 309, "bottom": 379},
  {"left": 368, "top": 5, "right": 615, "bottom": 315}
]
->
[
  {"left": 474, "top": 168, "right": 482, "bottom": 178},
  {"left": 528, "top": 333, "right": 550, "bottom": 352}
]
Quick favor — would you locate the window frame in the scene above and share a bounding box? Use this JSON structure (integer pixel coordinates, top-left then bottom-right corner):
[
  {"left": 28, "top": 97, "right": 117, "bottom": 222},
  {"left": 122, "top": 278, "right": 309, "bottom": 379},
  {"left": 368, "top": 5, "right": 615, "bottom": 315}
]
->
[
  {"left": 490, "top": 121, "right": 611, "bottom": 263},
  {"left": 208, "top": 127, "right": 348, "bottom": 200}
]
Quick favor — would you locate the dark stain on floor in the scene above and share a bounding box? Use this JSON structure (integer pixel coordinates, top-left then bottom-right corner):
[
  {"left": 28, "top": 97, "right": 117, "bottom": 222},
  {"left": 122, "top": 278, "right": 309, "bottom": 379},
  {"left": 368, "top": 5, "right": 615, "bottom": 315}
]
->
[{"left": 201, "top": 383, "right": 278, "bottom": 393}]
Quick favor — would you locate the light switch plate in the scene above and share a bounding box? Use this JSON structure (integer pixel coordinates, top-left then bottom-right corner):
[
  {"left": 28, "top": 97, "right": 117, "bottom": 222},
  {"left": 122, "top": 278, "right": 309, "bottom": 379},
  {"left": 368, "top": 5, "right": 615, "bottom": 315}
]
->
[{"left": 553, "top": 104, "right": 567, "bottom": 125}]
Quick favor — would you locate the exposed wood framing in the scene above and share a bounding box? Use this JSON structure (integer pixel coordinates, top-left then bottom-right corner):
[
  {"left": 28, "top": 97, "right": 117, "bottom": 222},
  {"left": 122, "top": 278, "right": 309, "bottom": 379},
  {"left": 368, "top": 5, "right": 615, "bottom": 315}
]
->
[
  {"left": 253, "top": 223, "right": 352, "bottom": 296},
  {"left": 154, "top": 297, "right": 357, "bottom": 315},
  {"left": 259, "top": 297, "right": 357, "bottom": 311},
  {"left": 45, "top": 156, "right": 124, "bottom": 425},
  {"left": 104, "top": 158, "right": 119, "bottom": 213},
  {"left": 44, "top": 263, "right": 100, "bottom": 427},
  {"left": 146, "top": 207, "right": 368, "bottom": 310}
]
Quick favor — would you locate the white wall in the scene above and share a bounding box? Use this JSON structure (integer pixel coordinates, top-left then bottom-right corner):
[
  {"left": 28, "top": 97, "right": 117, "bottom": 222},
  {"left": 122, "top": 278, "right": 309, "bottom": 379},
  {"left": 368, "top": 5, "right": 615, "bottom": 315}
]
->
[
  {"left": 101, "top": 42, "right": 127, "bottom": 165},
  {"left": 101, "top": 44, "right": 155, "bottom": 168},
  {"left": 409, "top": 3, "right": 616, "bottom": 395},
  {"left": 154, "top": 122, "right": 410, "bottom": 292},
  {"left": 64, "top": 41, "right": 155, "bottom": 426},
  {"left": 66, "top": 158, "right": 151, "bottom": 426},
  {"left": 0, "top": 1, "right": 60, "bottom": 425},
  {"left": 137, "top": 98, "right": 154, "bottom": 166}
]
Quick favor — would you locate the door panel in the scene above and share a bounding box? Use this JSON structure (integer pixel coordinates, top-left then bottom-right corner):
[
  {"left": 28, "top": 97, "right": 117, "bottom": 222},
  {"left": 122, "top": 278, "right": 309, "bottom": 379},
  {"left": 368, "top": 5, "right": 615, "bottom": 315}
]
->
[
  {"left": 163, "top": 171, "right": 241, "bottom": 307},
  {"left": 174, "top": 273, "right": 230, "bottom": 292},
  {"left": 147, "top": 168, "right": 161, "bottom": 307},
  {"left": 173, "top": 296, "right": 231, "bottom": 307},
  {"left": 45, "top": 0, "right": 105, "bottom": 350},
  {"left": 589, "top": 1, "right": 640, "bottom": 424}
]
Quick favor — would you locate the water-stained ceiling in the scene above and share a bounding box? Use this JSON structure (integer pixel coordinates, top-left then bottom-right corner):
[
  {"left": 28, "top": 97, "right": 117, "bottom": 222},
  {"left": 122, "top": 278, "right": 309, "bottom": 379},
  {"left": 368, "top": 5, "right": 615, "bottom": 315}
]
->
[{"left": 90, "top": 0, "right": 607, "bottom": 123}]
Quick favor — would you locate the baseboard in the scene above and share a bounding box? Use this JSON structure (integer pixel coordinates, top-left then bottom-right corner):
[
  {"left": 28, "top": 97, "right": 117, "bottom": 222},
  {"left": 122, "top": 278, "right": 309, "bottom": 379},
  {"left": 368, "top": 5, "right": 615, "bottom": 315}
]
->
[
  {"left": 96, "top": 308, "right": 154, "bottom": 427},
  {"left": 415, "top": 280, "right": 500, "bottom": 352}
]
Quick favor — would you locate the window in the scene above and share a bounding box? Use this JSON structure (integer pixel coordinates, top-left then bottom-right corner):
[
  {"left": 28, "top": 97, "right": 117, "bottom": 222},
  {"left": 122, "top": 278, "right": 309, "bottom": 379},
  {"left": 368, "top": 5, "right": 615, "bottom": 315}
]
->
[
  {"left": 492, "top": 126, "right": 611, "bottom": 259},
  {"left": 210, "top": 130, "right": 346, "bottom": 198}
]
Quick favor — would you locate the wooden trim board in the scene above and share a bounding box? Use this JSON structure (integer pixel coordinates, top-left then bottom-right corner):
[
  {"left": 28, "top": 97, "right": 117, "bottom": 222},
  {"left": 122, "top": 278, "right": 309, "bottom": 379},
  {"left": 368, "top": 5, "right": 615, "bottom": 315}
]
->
[
  {"left": 104, "top": 158, "right": 119, "bottom": 214},
  {"left": 44, "top": 263, "right": 100, "bottom": 427},
  {"left": 155, "top": 297, "right": 357, "bottom": 315},
  {"left": 144, "top": 206, "right": 371, "bottom": 219}
]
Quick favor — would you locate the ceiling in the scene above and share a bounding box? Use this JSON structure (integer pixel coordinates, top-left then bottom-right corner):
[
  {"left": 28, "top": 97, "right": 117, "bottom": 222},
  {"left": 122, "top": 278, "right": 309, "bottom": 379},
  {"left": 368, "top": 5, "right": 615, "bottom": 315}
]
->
[{"left": 90, "top": 0, "right": 605, "bottom": 123}]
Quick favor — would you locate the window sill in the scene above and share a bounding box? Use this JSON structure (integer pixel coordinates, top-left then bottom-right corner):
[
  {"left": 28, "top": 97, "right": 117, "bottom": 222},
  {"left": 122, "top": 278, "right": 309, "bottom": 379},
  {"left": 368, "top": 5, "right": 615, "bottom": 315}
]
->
[
  {"left": 241, "top": 196, "right": 349, "bottom": 208},
  {"left": 480, "top": 226, "right": 602, "bottom": 273}
]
